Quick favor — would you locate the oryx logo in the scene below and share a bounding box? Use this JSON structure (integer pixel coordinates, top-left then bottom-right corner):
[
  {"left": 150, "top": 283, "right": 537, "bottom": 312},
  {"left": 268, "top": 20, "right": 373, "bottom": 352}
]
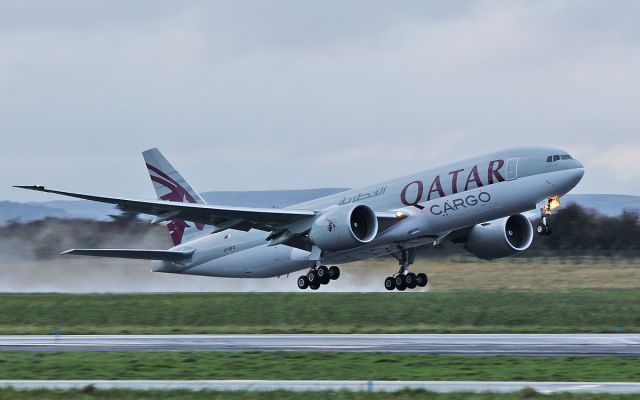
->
[
  {"left": 146, "top": 163, "right": 204, "bottom": 245},
  {"left": 325, "top": 218, "right": 336, "bottom": 232}
]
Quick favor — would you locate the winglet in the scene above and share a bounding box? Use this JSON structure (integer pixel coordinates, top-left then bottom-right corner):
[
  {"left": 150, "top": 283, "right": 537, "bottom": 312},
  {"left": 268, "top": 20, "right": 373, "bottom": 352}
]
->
[{"left": 13, "top": 185, "right": 46, "bottom": 191}]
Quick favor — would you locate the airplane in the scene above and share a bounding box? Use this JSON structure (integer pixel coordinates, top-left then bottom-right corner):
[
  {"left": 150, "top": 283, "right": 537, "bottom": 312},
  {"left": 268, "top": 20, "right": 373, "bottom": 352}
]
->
[{"left": 15, "top": 146, "right": 584, "bottom": 291}]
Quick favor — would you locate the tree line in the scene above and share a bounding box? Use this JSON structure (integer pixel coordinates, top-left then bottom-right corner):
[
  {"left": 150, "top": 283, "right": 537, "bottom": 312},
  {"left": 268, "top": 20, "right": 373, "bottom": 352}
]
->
[{"left": 1, "top": 204, "right": 638, "bottom": 261}]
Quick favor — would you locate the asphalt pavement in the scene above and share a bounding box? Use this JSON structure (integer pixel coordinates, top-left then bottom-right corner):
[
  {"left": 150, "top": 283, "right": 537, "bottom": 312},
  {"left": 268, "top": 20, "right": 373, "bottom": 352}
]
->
[
  {"left": 0, "top": 333, "right": 638, "bottom": 355},
  {"left": 1, "top": 380, "right": 639, "bottom": 393}
]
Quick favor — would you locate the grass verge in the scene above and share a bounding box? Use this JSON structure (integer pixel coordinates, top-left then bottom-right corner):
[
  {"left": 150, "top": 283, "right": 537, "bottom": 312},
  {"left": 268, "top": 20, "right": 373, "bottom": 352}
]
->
[
  {"left": 0, "top": 352, "right": 638, "bottom": 381},
  {"left": 0, "top": 388, "right": 639, "bottom": 400},
  {"left": 0, "top": 290, "right": 638, "bottom": 334}
]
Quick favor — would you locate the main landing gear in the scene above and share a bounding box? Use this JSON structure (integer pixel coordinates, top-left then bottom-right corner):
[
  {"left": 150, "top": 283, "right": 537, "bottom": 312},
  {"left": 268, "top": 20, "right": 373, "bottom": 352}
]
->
[
  {"left": 297, "top": 265, "right": 340, "bottom": 290},
  {"left": 384, "top": 248, "right": 428, "bottom": 291}
]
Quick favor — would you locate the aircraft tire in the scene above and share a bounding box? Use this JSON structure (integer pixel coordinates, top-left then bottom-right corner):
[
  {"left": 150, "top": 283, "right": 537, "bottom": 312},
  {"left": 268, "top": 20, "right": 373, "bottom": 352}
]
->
[
  {"left": 416, "top": 273, "right": 428, "bottom": 287},
  {"left": 329, "top": 266, "right": 340, "bottom": 280},
  {"left": 309, "top": 282, "right": 320, "bottom": 290},
  {"left": 297, "top": 276, "right": 309, "bottom": 290},
  {"left": 316, "top": 266, "right": 330, "bottom": 284},
  {"left": 384, "top": 276, "right": 395, "bottom": 290},
  {"left": 307, "top": 270, "right": 319, "bottom": 285},
  {"left": 394, "top": 274, "right": 406, "bottom": 291},
  {"left": 544, "top": 227, "right": 553, "bottom": 236},
  {"left": 405, "top": 272, "right": 417, "bottom": 289},
  {"left": 536, "top": 224, "right": 546, "bottom": 235}
]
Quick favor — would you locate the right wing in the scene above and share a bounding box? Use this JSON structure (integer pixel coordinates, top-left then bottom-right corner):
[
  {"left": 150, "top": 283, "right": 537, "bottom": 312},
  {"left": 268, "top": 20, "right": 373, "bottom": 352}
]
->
[{"left": 14, "top": 185, "right": 317, "bottom": 232}]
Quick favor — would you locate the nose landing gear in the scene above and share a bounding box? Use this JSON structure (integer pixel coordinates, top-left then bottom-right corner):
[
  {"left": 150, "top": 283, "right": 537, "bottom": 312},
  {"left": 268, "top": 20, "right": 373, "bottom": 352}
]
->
[
  {"left": 384, "top": 248, "right": 428, "bottom": 291},
  {"left": 537, "top": 196, "right": 559, "bottom": 236},
  {"left": 536, "top": 216, "right": 552, "bottom": 236},
  {"left": 297, "top": 265, "right": 341, "bottom": 290}
]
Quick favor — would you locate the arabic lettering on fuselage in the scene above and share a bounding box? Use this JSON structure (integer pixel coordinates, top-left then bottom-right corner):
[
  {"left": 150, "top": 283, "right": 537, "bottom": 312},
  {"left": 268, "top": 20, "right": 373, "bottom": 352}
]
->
[
  {"left": 338, "top": 186, "right": 387, "bottom": 206},
  {"left": 400, "top": 159, "right": 505, "bottom": 210}
]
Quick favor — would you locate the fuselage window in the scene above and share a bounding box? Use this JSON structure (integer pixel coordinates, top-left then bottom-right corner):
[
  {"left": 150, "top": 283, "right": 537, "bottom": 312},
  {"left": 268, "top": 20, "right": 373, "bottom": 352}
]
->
[{"left": 553, "top": 155, "right": 560, "bottom": 162}]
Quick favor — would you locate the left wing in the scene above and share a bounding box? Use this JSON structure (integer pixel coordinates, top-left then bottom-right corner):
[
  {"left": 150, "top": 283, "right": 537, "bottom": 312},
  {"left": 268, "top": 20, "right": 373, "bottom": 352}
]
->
[{"left": 14, "top": 185, "right": 316, "bottom": 232}]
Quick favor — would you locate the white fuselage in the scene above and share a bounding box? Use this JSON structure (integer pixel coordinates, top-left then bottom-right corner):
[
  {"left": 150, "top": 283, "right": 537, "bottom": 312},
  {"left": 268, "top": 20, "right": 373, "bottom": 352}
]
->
[{"left": 152, "top": 147, "right": 584, "bottom": 278}]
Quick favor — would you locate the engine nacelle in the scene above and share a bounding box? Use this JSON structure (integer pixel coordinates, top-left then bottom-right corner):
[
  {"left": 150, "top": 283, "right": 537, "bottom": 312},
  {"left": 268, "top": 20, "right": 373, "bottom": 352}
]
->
[
  {"left": 309, "top": 204, "right": 378, "bottom": 251},
  {"left": 465, "top": 214, "right": 534, "bottom": 260}
]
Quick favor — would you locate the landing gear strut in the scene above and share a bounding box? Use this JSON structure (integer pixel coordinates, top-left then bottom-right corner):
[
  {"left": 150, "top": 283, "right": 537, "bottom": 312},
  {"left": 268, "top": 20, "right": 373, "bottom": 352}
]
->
[
  {"left": 297, "top": 265, "right": 340, "bottom": 290},
  {"left": 385, "top": 248, "right": 428, "bottom": 291},
  {"left": 537, "top": 196, "right": 559, "bottom": 236}
]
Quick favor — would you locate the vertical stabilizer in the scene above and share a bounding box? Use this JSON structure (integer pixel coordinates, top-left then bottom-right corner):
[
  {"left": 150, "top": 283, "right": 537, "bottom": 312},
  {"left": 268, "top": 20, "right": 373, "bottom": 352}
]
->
[{"left": 142, "top": 148, "right": 209, "bottom": 245}]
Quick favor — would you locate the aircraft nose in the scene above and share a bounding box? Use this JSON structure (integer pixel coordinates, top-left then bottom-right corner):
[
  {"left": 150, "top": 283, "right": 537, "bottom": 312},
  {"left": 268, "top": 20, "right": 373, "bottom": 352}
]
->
[{"left": 566, "top": 163, "right": 585, "bottom": 189}]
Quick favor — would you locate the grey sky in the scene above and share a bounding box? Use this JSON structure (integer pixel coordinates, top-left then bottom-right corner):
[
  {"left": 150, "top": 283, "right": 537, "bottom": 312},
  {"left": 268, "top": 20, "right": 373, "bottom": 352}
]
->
[{"left": 2, "top": 0, "right": 639, "bottom": 202}]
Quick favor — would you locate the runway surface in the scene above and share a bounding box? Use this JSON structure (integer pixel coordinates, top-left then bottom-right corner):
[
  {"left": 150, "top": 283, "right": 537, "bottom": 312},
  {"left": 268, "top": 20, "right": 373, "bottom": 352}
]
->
[
  {"left": 0, "top": 334, "right": 638, "bottom": 355},
  {"left": 1, "top": 380, "right": 640, "bottom": 393}
]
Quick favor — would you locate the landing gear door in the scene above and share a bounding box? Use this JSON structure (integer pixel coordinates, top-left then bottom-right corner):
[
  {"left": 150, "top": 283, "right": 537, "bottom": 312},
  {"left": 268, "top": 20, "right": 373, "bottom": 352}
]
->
[{"left": 506, "top": 158, "right": 518, "bottom": 181}]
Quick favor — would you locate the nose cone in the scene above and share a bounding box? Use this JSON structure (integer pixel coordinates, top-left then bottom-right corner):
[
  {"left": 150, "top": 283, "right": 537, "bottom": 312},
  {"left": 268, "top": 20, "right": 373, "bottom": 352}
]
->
[
  {"left": 555, "top": 162, "right": 584, "bottom": 195},
  {"left": 572, "top": 164, "right": 585, "bottom": 186}
]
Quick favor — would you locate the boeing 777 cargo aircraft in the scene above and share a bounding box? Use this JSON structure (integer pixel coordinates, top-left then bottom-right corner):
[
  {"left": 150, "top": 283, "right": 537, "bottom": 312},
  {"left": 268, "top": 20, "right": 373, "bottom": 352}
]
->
[{"left": 15, "top": 147, "right": 584, "bottom": 291}]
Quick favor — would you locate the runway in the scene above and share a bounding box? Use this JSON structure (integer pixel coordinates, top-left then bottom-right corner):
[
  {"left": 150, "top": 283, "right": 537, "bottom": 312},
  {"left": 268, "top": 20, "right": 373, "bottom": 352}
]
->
[
  {"left": 0, "top": 334, "right": 638, "bottom": 356},
  {"left": 1, "top": 380, "right": 640, "bottom": 393}
]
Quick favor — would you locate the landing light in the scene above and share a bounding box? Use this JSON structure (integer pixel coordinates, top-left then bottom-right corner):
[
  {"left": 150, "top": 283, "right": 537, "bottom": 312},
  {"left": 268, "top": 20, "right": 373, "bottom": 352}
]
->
[
  {"left": 395, "top": 211, "right": 407, "bottom": 221},
  {"left": 548, "top": 196, "right": 561, "bottom": 210}
]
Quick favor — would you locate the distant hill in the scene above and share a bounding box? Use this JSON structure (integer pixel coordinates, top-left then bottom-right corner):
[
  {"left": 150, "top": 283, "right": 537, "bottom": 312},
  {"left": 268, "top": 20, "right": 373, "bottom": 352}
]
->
[
  {"left": 563, "top": 194, "right": 640, "bottom": 216},
  {"left": 1, "top": 189, "right": 637, "bottom": 225},
  {"left": 0, "top": 201, "right": 68, "bottom": 223}
]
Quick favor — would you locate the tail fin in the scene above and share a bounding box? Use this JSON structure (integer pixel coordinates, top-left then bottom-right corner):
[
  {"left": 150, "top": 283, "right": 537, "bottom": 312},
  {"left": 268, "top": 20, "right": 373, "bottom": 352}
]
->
[{"left": 143, "top": 148, "right": 208, "bottom": 245}]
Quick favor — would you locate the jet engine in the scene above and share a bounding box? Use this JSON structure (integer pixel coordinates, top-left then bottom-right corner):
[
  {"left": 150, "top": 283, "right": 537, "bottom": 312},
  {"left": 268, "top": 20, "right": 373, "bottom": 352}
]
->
[
  {"left": 465, "top": 214, "right": 534, "bottom": 260},
  {"left": 309, "top": 204, "right": 378, "bottom": 251}
]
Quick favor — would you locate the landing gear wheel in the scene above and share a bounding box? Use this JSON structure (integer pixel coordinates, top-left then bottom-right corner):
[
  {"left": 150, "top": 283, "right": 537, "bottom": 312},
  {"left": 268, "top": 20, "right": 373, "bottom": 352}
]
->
[
  {"left": 384, "top": 276, "right": 396, "bottom": 291},
  {"left": 394, "top": 275, "right": 406, "bottom": 291},
  {"left": 544, "top": 227, "right": 553, "bottom": 236},
  {"left": 416, "top": 273, "right": 428, "bottom": 287},
  {"left": 405, "top": 272, "right": 417, "bottom": 289},
  {"left": 297, "top": 276, "right": 309, "bottom": 290},
  {"left": 329, "top": 266, "right": 340, "bottom": 280},
  {"left": 536, "top": 224, "right": 546, "bottom": 235},
  {"left": 309, "top": 282, "right": 320, "bottom": 290},
  {"left": 316, "top": 265, "right": 330, "bottom": 284},
  {"left": 307, "top": 270, "right": 319, "bottom": 286}
]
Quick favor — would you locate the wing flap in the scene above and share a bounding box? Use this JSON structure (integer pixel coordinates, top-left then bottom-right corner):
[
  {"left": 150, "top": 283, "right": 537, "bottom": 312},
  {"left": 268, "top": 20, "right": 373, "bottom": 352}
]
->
[{"left": 61, "top": 248, "right": 195, "bottom": 261}]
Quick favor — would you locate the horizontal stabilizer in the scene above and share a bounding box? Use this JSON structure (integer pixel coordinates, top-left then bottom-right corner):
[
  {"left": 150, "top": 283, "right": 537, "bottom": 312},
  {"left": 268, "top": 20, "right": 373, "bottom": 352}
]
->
[{"left": 60, "top": 248, "right": 194, "bottom": 261}]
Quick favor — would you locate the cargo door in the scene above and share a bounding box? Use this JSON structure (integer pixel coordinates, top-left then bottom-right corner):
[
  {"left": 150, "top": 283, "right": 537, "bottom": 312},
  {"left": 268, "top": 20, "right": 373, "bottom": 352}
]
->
[{"left": 506, "top": 158, "right": 518, "bottom": 180}]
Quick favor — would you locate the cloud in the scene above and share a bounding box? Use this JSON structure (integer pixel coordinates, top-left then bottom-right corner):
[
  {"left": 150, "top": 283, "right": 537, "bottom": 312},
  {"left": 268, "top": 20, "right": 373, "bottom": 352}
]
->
[{"left": 0, "top": 0, "right": 639, "bottom": 200}]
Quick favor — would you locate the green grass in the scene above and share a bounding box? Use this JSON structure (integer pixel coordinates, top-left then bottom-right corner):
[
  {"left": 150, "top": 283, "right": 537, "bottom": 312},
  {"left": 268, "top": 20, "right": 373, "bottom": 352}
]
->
[
  {"left": 0, "top": 291, "right": 638, "bottom": 334},
  {"left": 0, "top": 352, "right": 638, "bottom": 381},
  {"left": 1, "top": 388, "right": 639, "bottom": 400},
  {"left": 0, "top": 388, "right": 638, "bottom": 400}
]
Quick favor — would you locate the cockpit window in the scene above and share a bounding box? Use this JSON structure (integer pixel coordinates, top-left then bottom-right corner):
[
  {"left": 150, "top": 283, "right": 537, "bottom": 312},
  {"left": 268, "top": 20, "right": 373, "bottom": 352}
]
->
[{"left": 547, "top": 154, "right": 574, "bottom": 162}]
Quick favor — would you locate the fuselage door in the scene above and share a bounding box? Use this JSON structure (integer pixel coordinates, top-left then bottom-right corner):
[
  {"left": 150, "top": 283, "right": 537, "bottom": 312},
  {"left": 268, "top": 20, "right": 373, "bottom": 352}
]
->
[{"left": 506, "top": 158, "right": 518, "bottom": 180}]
